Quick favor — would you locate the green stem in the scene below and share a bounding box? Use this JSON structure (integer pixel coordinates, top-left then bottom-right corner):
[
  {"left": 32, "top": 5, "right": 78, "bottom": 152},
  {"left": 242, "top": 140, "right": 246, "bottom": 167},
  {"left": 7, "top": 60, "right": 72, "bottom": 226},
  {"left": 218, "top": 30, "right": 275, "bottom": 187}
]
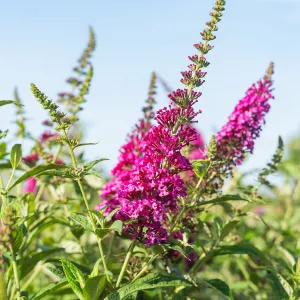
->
[
  {"left": 9, "top": 246, "right": 21, "bottom": 299},
  {"left": 63, "top": 133, "right": 112, "bottom": 285},
  {"left": 106, "top": 233, "right": 116, "bottom": 264},
  {"left": 116, "top": 239, "right": 136, "bottom": 287},
  {"left": 35, "top": 144, "right": 63, "bottom": 203},
  {"left": 195, "top": 176, "right": 203, "bottom": 191},
  {"left": 0, "top": 269, "right": 7, "bottom": 300},
  {"left": 9, "top": 283, "right": 15, "bottom": 300},
  {"left": 5, "top": 168, "right": 15, "bottom": 191},
  {"left": 66, "top": 143, "right": 77, "bottom": 168},
  {"left": 77, "top": 179, "right": 109, "bottom": 272},
  {"left": 189, "top": 240, "right": 218, "bottom": 275},
  {"left": 0, "top": 172, "right": 5, "bottom": 204},
  {"left": 22, "top": 263, "right": 43, "bottom": 290},
  {"left": 168, "top": 206, "right": 186, "bottom": 234},
  {"left": 34, "top": 182, "right": 46, "bottom": 203},
  {"left": 131, "top": 254, "right": 159, "bottom": 283}
]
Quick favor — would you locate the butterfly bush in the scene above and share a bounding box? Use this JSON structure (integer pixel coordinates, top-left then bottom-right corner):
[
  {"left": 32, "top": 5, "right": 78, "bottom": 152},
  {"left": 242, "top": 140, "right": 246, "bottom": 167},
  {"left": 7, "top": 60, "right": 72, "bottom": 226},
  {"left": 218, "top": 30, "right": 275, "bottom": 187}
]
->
[
  {"left": 97, "top": 2, "right": 227, "bottom": 246},
  {"left": 2, "top": 1, "right": 293, "bottom": 299}
]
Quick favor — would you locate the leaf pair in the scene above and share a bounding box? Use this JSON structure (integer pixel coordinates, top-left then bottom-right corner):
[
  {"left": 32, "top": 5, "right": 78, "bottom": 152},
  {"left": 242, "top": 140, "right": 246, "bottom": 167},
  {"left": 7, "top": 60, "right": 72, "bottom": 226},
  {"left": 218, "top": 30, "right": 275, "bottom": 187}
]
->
[
  {"left": 69, "top": 213, "right": 123, "bottom": 238},
  {"left": 61, "top": 259, "right": 106, "bottom": 300}
]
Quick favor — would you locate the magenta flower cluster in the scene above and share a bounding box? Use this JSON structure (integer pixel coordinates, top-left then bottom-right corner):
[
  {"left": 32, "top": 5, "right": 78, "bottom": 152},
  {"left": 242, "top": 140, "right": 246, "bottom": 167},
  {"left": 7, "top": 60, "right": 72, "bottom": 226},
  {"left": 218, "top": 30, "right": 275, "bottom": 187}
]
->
[
  {"left": 216, "top": 77, "right": 273, "bottom": 165},
  {"left": 95, "top": 119, "right": 151, "bottom": 215},
  {"left": 98, "top": 92, "right": 202, "bottom": 246}
]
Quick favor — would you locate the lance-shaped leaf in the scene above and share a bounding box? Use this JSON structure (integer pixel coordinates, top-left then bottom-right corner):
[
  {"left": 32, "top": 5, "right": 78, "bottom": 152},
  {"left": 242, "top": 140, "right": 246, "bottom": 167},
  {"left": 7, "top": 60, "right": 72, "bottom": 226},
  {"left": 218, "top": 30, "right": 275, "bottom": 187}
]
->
[
  {"left": 105, "top": 274, "right": 194, "bottom": 300},
  {"left": 189, "top": 194, "right": 249, "bottom": 208},
  {"left": 73, "top": 141, "right": 100, "bottom": 149},
  {"left": 47, "top": 264, "right": 66, "bottom": 279},
  {"left": 220, "top": 220, "right": 239, "bottom": 240},
  {"left": 104, "top": 207, "right": 120, "bottom": 223},
  {"left": 11, "top": 227, "right": 24, "bottom": 253},
  {"left": 61, "top": 259, "right": 87, "bottom": 300},
  {"left": 30, "top": 279, "right": 68, "bottom": 300},
  {"left": 0, "top": 130, "right": 8, "bottom": 140},
  {"left": 36, "top": 168, "right": 76, "bottom": 179},
  {"left": 212, "top": 243, "right": 270, "bottom": 265},
  {"left": 192, "top": 159, "right": 210, "bottom": 179},
  {"left": 261, "top": 266, "right": 294, "bottom": 300},
  {"left": 0, "top": 100, "right": 22, "bottom": 107},
  {"left": 69, "top": 214, "right": 93, "bottom": 232},
  {"left": 10, "top": 144, "right": 22, "bottom": 169},
  {"left": 95, "top": 220, "right": 123, "bottom": 238},
  {"left": 83, "top": 275, "right": 106, "bottom": 300},
  {"left": 7, "top": 248, "right": 65, "bottom": 280},
  {"left": 83, "top": 158, "right": 109, "bottom": 172},
  {"left": 196, "top": 278, "right": 231, "bottom": 298},
  {"left": 8, "top": 164, "right": 68, "bottom": 191},
  {"left": 206, "top": 279, "right": 231, "bottom": 297}
]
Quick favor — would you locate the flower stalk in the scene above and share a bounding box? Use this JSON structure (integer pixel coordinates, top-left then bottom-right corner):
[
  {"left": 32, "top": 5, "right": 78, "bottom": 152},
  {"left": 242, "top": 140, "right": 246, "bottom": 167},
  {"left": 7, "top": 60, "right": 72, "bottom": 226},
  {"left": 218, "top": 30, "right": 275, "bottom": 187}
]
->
[{"left": 116, "top": 239, "right": 137, "bottom": 287}]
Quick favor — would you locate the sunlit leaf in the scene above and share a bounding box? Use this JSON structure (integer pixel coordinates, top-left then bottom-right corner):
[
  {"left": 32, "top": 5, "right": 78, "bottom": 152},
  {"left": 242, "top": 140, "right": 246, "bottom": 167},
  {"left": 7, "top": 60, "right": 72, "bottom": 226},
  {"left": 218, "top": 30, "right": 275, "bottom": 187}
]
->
[
  {"left": 83, "top": 275, "right": 106, "bottom": 300},
  {"left": 8, "top": 164, "right": 68, "bottom": 191},
  {"left": 10, "top": 144, "right": 22, "bottom": 169},
  {"left": 105, "top": 274, "right": 194, "bottom": 300},
  {"left": 30, "top": 279, "right": 68, "bottom": 300}
]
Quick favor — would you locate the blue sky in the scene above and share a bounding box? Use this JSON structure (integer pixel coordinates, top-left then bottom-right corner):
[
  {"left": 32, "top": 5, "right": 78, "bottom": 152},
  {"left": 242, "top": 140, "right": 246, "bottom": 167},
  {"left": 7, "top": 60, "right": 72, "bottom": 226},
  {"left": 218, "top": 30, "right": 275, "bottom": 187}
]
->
[{"left": 1, "top": 0, "right": 299, "bottom": 175}]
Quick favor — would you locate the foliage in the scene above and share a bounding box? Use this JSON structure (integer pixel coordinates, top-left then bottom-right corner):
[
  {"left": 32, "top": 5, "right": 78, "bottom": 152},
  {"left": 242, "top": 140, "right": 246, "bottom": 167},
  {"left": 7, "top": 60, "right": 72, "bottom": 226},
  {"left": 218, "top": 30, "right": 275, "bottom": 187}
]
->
[{"left": 0, "top": 1, "right": 298, "bottom": 299}]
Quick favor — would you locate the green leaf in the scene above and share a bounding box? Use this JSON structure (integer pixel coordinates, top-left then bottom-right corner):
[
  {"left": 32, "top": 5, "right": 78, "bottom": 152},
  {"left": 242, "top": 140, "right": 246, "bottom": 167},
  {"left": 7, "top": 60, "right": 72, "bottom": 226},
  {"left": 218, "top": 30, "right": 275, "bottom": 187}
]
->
[
  {"left": 105, "top": 274, "right": 194, "bottom": 300},
  {"left": 36, "top": 168, "right": 76, "bottom": 179},
  {"left": 83, "top": 275, "right": 106, "bottom": 300},
  {"left": 162, "top": 243, "right": 188, "bottom": 259},
  {"left": 0, "top": 130, "right": 8, "bottom": 140},
  {"left": 212, "top": 244, "right": 270, "bottom": 265},
  {"left": 69, "top": 214, "right": 93, "bottom": 232},
  {"left": 95, "top": 228, "right": 111, "bottom": 239},
  {"left": 267, "top": 273, "right": 289, "bottom": 300},
  {"left": 0, "top": 142, "right": 7, "bottom": 158},
  {"left": 104, "top": 207, "right": 120, "bottom": 223},
  {"left": 110, "top": 220, "right": 123, "bottom": 235},
  {"left": 220, "top": 220, "right": 239, "bottom": 240},
  {"left": 11, "top": 227, "right": 24, "bottom": 253},
  {"left": 262, "top": 266, "right": 293, "bottom": 299},
  {"left": 17, "top": 248, "right": 64, "bottom": 279},
  {"left": 239, "top": 212, "right": 270, "bottom": 228},
  {"left": 8, "top": 163, "right": 68, "bottom": 191},
  {"left": 73, "top": 141, "right": 100, "bottom": 149},
  {"left": 189, "top": 194, "right": 249, "bottom": 208},
  {"left": 90, "top": 259, "right": 102, "bottom": 278},
  {"left": 25, "top": 219, "right": 68, "bottom": 249},
  {"left": 61, "top": 259, "right": 87, "bottom": 300},
  {"left": 191, "top": 159, "right": 210, "bottom": 179},
  {"left": 0, "top": 269, "right": 7, "bottom": 300},
  {"left": 84, "top": 169, "right": 102, "bottom": 179},
  {"left": 89, "top": 210, "right": 104, "bottom": 224},
  {"left": 0, "top": 100, "right": 21, "bottom": 107},
  {"left": 83, "top": 159, "right": 109, "bottom": 171},
  {"left": 206, "top": 279, "right": 231, "bottom": 297},
  {"left": 95, "top": 220, "right": 123, "bottom": 238},
  {"left": 30, "top": 279, "right": 68, "bottom": 300},
  {"left": 47, "top": 264, "right": 66, "bottom": 279},
  {"left": 211, "top": 217, "right": 222, "bottom": 240},
  {"left": 10, "top": 144, "right": 22, "bottom": 169}
]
